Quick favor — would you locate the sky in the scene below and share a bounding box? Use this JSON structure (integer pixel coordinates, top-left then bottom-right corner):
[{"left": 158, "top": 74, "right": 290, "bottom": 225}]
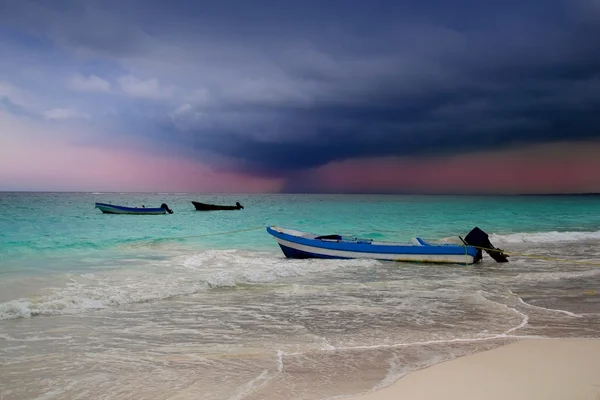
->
[{"left": 1, "top": 0, "right": 600, "bottom": 193}]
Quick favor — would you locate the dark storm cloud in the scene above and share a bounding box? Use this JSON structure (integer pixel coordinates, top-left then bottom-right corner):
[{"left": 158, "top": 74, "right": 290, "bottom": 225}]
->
[{"left": 2, "top": 0, "right": 600, "bottom": 175}]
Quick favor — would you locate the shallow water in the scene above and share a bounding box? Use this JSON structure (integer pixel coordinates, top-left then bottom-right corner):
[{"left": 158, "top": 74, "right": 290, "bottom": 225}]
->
[{"left": 1, "top": 193, "right": 599, "bottom": 399}]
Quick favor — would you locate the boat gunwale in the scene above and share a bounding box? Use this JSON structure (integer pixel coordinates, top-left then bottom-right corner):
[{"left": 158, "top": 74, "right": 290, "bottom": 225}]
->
[
  {"left": 191, "top": 200, "right": 243, "bottom": 211},
  {"left": 267, "top": 226, "right": 478, "bottom": 256},
  {"left": 95, "top": 202, "right": 167, "bottom": 214}
]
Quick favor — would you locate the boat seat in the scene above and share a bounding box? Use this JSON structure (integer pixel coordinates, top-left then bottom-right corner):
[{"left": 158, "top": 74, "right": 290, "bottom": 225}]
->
[
  {"left": 415, "top": 237, "right": 430, "bottom": 246},
  {"left": 315, "top": 234, "right": 343, "bottom": 241}
]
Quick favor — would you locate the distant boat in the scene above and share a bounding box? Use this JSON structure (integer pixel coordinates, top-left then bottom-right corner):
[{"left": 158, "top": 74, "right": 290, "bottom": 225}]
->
[
  {"left": 266, "top": 226, "right": 509, "bottom": 264},
  {"left": 95, "top": 202, "right": 173, "bottom": 215},
  {"left": 191, "top": 201, "right": 244, "bottom": 211}
]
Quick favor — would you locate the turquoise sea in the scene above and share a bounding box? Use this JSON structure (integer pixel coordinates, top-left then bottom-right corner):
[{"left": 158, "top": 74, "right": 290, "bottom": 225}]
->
[{"left": 1, "top": 193, "right": 600, "bottom": 399}]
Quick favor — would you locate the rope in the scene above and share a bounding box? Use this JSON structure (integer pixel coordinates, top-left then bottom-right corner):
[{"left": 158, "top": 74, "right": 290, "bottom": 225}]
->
[{"left": 468, "top": 245, "right": 600, "bottom": 266}]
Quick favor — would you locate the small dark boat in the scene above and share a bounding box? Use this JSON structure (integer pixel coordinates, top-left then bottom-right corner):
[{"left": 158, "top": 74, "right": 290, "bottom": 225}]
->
[
  {"left": 191, "top": 201, "right": 244, "bottom": 211},
  {"left": 95, "top": 202, "right": 173, "bottom": 215}
]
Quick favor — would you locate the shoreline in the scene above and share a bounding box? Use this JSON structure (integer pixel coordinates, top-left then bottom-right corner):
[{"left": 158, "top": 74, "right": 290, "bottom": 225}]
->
[{"left": 346, "top": 338, "right": 600, "bottom": 400}]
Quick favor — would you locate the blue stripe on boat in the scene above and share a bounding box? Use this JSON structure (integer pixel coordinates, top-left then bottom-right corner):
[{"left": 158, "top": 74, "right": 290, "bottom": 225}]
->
[{"left": 278, "top": 244, "right": 352, "bottom": 260}]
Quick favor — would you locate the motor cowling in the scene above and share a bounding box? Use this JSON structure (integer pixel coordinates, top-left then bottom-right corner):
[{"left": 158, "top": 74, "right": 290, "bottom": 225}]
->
[{"left": 463, "top": 227, "right": 509, "bottom": 263}]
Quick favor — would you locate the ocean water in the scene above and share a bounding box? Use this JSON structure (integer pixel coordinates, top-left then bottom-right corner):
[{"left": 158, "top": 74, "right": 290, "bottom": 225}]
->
[{"left": 1, "top": 192, "right": 600, "bottom": 399}]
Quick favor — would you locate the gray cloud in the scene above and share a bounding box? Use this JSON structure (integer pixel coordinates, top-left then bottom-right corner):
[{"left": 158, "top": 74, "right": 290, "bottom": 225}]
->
[{"left": 2, "top": 0, "right": 600, "bottom": 177}]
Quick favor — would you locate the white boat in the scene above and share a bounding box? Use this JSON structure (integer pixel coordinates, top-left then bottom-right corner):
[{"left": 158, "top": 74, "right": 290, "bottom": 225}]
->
[
  {"left": 95, "top": 202, "right": 173, "bottom": 215},
  {"left": 266, "top": 226, "right": 509, "bottom": 265}
]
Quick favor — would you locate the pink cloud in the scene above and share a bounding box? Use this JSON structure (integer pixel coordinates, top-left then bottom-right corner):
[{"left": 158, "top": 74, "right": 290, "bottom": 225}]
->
[
  {"left": 0, "top": 145, "right": 284, "bottom": 192},
  {"left": 298, "top": 142, "right": 600, "bottom": 194},
  {"left": 2, "top": 107, "right": 599, "bottom": 194},
  {"left": 0, "top": 111, "right": 283, "bottom": 192}
]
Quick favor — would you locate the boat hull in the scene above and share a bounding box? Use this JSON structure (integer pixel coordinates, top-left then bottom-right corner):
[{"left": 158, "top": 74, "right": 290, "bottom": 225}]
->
[
  {"left": 191, "top": 201, "right": 243, "bottom": 211},
  {"left": 95, "top": 203, "right": 167, "bottom": 215},
  {"left": 267, "top": 226, "right": 478, "bottom": 264}
]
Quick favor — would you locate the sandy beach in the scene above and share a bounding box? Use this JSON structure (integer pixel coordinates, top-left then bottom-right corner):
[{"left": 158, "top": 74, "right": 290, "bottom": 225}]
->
[{"left": 347, "top": 339, "right": 600, "bottom": 400}]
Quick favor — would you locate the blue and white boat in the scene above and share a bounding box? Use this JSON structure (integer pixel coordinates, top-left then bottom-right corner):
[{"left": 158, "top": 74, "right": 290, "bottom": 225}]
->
[
  {"left": 266, "top": 226, "right": 509, "bottom": 265},
  {"left": 95, "top": 202, "right": 174, "bottom": 215}
]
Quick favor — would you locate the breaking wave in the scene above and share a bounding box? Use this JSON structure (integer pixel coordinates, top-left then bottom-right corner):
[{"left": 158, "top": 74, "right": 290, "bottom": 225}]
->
[
  {"left": 0, "top": 249, "right": 379, "bottom": 321},
  {"left": 490, "top": 230, "right": 600, "bottom": 244}
]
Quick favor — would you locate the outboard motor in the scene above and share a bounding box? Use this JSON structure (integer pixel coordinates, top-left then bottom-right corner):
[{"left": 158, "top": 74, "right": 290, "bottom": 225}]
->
[
  {"left": 461, "top": 227, "right": 509, "bottom": 263},
  {"left": 160, "top": 203, "right": 174, "bottom": 214},
  {"left": 236, "top": 202, "right": 244, "bottom": 210}
]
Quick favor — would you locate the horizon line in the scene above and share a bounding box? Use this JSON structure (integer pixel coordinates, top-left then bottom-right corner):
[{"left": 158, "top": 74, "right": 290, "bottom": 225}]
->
[{"left": 1, "top": 190, "right": 599, "bottom": 196}]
